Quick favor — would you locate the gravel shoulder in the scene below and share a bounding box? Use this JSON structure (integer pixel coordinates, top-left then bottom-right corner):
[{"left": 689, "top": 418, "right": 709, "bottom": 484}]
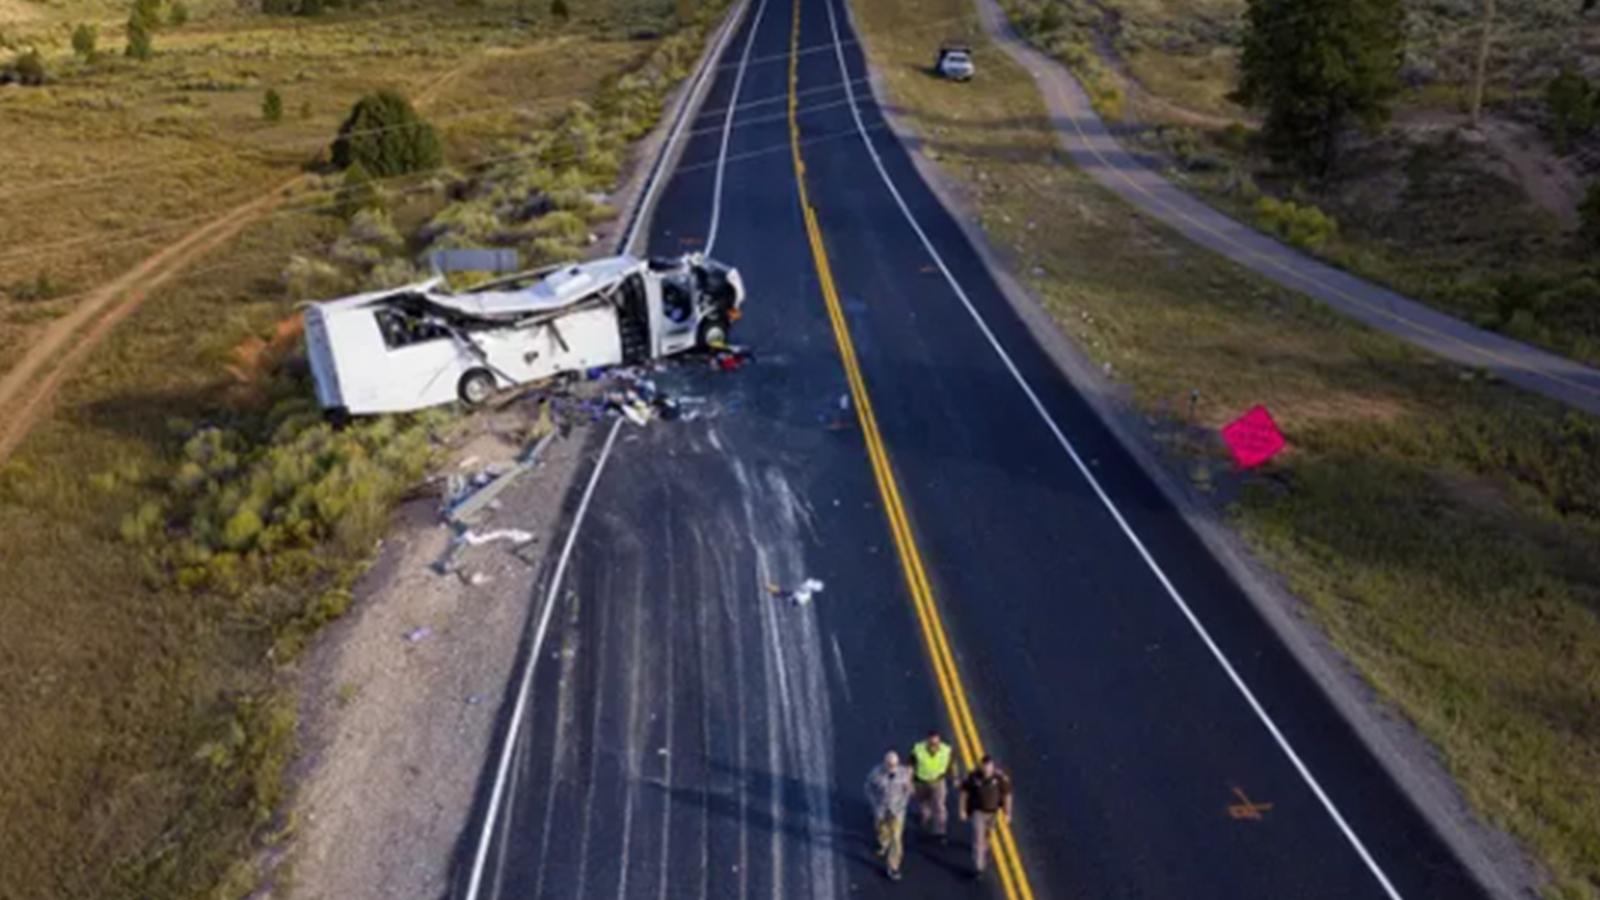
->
[{"left": 286, "top": 414, "right": 597, "bottom": 899}]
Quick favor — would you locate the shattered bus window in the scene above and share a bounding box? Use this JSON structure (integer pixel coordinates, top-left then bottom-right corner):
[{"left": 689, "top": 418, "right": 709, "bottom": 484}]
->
[{"left": 375, "top": 302, "right": 453, "bottom": 350}]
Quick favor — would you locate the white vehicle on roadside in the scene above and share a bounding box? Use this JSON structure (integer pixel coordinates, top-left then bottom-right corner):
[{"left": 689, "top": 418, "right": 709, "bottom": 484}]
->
[
  {"left": 937, "top": 43, "right": 974, "bottom": 81},
  {"left": 303, "top": 253, "right": 745, "bottom": 417}
]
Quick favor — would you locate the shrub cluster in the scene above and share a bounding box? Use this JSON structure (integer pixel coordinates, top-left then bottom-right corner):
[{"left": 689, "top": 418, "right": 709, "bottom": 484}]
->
[
  {"left": 1254, "top": 195, "right": 1338, "bottom": 249},
  {"left": 415, "top": 21, "right": 706, "bottom": 264},
  {"left": 121, "top": 408, "right": 444, "bottom": 595}
]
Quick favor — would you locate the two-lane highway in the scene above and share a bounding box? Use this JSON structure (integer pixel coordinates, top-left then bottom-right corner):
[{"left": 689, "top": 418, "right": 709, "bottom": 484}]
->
[{"left": 453, "top": 0, "right": 1491, "bottom": 896}]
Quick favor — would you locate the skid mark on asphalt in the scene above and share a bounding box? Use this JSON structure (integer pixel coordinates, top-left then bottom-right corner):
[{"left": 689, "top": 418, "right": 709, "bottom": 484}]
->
[
  {"left": 523, "top": 592, "right": 584, "bottom": 900},
  {"left": 732, "top": 456, "right": 842, "bottom": 899}
]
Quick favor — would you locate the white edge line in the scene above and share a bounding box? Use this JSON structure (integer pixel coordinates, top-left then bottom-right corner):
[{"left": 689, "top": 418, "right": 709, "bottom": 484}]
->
[
  {"left": 817, "top": 0, "right": 1405, "bottom": 897},
  {"left": 704, "top": 0, "right": 772, "bottom": 256},
  {"left": 464, "top": 417, "right": 625, "bottom": 900}
]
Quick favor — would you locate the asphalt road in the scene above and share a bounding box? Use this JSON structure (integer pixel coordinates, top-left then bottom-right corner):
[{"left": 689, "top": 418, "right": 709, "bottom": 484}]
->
[
  {"left": 454, "top": 0, "right": 1493, "bottom": 897},
  {"left": 969, "top": 0, "right": 1600, "bottom": 418}
]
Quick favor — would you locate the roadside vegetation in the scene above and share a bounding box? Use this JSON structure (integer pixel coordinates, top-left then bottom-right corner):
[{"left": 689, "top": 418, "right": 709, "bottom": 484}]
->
[
  {"left": 996, "top": 0, "right": 1600, "bottom": 369},
  {"left": 853, "top": 0, "right": 1600, "bottom": 896},
  {"left": 0, "top": 0, "right": 727, "bottom": 896}
]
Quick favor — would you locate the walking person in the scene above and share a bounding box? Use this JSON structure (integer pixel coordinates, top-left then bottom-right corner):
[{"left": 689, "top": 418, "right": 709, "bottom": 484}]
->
[
  {"left": 959, "top": 755, "right": 1014, "bottom": 877},
  {"left": 909, "top": 730, "right": 955, "bottom": 841},
  {"left": 864, "top": 750, "right": 914, "bottom": 881}
]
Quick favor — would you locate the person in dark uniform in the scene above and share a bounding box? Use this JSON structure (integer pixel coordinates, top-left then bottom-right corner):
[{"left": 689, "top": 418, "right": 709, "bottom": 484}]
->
[{"left": 958, "top": 755, "right": 1013, "bottom": 877}]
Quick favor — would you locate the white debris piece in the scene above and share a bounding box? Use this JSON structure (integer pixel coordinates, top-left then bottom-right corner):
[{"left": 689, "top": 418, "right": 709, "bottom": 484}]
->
[
  {"left": 459, "top": 528, "right": 535, "bottom": 546},
  {"left": 790, "top": 578, "right": 825, "bottom": 606}
]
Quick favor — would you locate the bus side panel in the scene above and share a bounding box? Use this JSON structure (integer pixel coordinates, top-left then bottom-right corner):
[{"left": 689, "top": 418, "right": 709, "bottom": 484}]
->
[
  {"left": 478, "top": 306, "right": 623, "bottom": 382},
  {"left": 333, "top": 311, "right": 463, "bottom": 414}
]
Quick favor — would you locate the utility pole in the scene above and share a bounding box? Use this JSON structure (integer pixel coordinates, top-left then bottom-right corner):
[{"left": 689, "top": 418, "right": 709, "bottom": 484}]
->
[{"left": 1469, "top": 0, "right": 1495, "bottom": 128}]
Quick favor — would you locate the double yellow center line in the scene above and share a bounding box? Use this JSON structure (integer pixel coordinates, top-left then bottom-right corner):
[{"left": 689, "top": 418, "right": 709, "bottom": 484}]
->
[{"left": 784, "top": 2, "right": 1036, "bottom": 897}]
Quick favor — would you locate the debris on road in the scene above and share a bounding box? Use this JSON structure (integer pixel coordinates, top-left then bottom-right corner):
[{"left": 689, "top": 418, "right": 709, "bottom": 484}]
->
[
  {"left": 404, "top": 627, "right": 432, "bottom": 643},
  {"left": 769, "top": 577, "right": 826, "bottom": 606}
]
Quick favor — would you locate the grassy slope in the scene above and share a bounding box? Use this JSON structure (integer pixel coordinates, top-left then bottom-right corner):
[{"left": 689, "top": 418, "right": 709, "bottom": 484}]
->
[
  {"left": 851, "top": 0, "right": 1600, "bottom": 897},
  {"left": 0, "top": 0, "right": 714, "bottom": 896},
  {"left": 994, "top": 0, "right": 1600, "bottom": 370}
]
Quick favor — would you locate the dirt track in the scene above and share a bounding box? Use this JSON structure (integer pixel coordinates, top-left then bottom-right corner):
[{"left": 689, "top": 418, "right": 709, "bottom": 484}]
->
[{"left": 0, "top": 182, "right": 301, "bottom": 463}]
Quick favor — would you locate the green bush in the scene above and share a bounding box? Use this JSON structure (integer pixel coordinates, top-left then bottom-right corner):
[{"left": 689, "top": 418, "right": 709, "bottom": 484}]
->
[
  {"left": 1581, "top": 180, "right": 1600, "bottom": 250},
  {"left": 125, "top": 16, "right": 153, "bottom": 60},
  {"left": 334, "top": 161, "right": 382, "bottom": 218},
  {"left": 71, "top": 23, "right": 97, "bottom": 59},
  {"left": 531, "top": 209, "right": 588, "bottom": 244},
  {"left": 131, "top": 0, "right": 162, "bottom": 31},
  {"left": 1545, "top": 66, "right": 1594, "bottom": 154},
  {"left": 168, "top": 0, "right": 188, "bottom": 26},
  {"left": 152, "top": 415, "right": 442, "bottom": 592},
  {"left": 346, "top": 207, "right": 403, "bottom": 249},
  {"left": 10, "top": 49, "right": 46, "bottom": 85},
  {"left": 1254, "top": 195, "right": 1339, "bottom": 249},
  {"left": 262, "top": 87, "right": 283, "bottom": 122},
  {"left": 550, "top": 0, "right": 569, "bottom": 20},
  {"left": 330, "top": 90, "right": 442, "bottom": 178},
  {"left": 282, "top": 254, "right": 351, "bottom": 299},
  {"left": 1035, "top": 1, "right": 1064, "bottom": 34}
]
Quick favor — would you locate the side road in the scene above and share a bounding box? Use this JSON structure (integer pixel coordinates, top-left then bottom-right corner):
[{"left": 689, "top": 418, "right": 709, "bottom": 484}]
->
[{"left": 972, "top": 0, "right": 1600, "bottom": 419}]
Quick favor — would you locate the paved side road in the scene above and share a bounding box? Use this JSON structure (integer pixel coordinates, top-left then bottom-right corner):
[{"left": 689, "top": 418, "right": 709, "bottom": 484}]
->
[{"left": 972, "top": 0, "right": 1600, "bottom": 419}]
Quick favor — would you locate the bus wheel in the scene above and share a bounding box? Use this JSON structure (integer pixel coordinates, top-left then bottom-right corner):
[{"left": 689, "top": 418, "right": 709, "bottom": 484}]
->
[
  {"left": 458, "top": 369, "right": 496, "bottom": 407},
  {"left": 698, "top": 318, "right": 728, "bottom": 349}
]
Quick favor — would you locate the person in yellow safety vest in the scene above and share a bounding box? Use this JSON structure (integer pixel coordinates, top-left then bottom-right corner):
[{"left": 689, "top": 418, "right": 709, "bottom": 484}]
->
[{"left": 909, "top": 729, "right": 955, "bottom": 841}]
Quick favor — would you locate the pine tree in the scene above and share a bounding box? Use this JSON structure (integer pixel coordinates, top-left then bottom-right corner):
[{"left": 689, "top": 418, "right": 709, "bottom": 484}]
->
[
  {"left": 330, "top": 90, "right": 442, "bottom": 178},
  {"left": 1233, "top": 0, "right": 1404, "bottom": 175},
  {"left": 263, "top": 88, "right": 283, "bottom": 122},
  {"left": 71, "top": 23, "right": 98, "bottom": 60}
]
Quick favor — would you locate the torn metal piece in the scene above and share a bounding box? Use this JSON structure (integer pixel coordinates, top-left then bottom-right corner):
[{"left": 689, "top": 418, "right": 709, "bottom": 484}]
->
[{"left": 448, "top": 431, "right": 557, "bottom": 523}]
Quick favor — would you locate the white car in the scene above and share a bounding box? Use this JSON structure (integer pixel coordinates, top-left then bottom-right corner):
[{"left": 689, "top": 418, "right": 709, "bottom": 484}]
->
[{"left": 937, "top": 44, "right": 974, "bottom": 81}]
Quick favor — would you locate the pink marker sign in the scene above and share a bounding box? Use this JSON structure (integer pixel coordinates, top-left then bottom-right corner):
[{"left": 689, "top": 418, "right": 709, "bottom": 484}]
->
[{"left": 1220, "top": 405, "right": 1286, "bottom": 469}]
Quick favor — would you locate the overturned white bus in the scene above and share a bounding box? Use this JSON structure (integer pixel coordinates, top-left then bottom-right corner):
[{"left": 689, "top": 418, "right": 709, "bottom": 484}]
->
[{"left": 303, "top": 253, "right": 745, "bottom": 416}]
